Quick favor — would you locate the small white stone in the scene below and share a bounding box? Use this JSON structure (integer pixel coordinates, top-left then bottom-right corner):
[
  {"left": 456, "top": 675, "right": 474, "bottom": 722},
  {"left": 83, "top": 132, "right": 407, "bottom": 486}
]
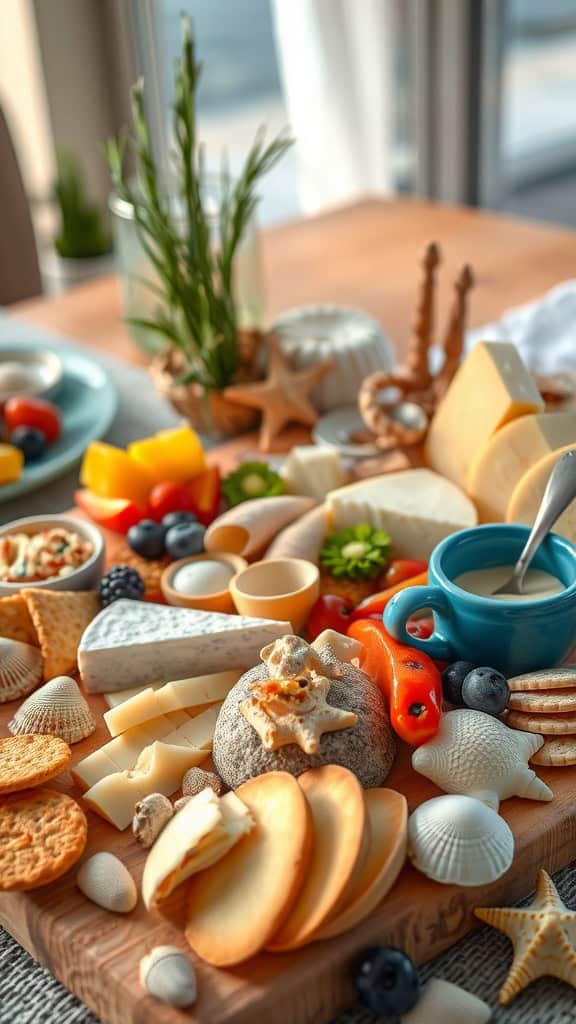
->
[
  {"left": 76, "top": 851, "right": 137, "bottom": 913},
  {"left": 401, "top": 978, "right": 491, "bottom": 1024},
  {"left": 140, "top": 946, "right": 197, "bottom": 1007}
]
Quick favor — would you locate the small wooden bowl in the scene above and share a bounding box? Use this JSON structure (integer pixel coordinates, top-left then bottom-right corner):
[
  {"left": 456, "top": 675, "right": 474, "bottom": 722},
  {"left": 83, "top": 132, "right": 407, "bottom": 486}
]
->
[
  {"left": 161, "top": 552, "right": 248, "bottom": 612},
  {"left": 229, "top": 558, "right": 320, "bottom": 631}
]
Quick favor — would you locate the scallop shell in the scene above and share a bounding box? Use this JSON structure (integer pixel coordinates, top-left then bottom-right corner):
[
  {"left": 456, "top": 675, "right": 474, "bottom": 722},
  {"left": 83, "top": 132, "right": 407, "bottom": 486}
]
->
[
  {"left": 0, "top": 637, "right": 43, "bottom": 704},
  {"left": 402, "top": 979, "right": 491, "bottom": 1024},
  {"left": 412, "top": 708, "right": 553, "bottom": 810},
  {"left": 8, "top": 675, "right": 96, "bottom": 743},
  {"left": 408, "top": 795, "right": 514, "bottom": 886},
  {"left": 77, "top": 851, "right": 137, "bottom": 913},
  {"left": 139, "top": 945, "right": 197, "bottom": 1007},
  {"left": 205, "top": 495, "right": 316, "bottom": 561}
]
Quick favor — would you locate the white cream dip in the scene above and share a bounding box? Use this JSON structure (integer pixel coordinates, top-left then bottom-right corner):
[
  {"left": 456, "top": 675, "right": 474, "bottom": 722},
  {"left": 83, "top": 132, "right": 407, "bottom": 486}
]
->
[
  {"left": 454, "top": 565, "right": 564, "bottom": 602},
  {"left": 172, "top": 559, "right": 234, "bottom": 596}
]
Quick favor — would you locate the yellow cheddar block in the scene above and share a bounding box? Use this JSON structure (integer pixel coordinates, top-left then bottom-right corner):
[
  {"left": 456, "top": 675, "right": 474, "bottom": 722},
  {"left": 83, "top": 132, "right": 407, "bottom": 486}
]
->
[
  {"left": 467, "top": 412, "right": 576, "bottom": 522},
  {"left": 104, "top": 670, "right": 238, "bottom": 738},
  {"left": 507, "top": 443, "right": 576, "bottom": 544},
  {"left": 425, "top": 342, "right": 544, "bottom": 488},
  {"left": 72, "top": 704, "right": 222, "bottom": 791},
  {"left": 0, "top": 444, "right": 23, "bottom": 485},
  {"left": 83, "top": 741, "right": 209, "bottom": 830}
]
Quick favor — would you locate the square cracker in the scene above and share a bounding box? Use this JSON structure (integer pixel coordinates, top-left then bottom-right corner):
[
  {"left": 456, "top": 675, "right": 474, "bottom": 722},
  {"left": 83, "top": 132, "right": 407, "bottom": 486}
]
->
[
  {"left": 22, "top": 589, "right": 99, "bottom": 680},
  {"left": 0, "top": 594, "right": 38, "bottom": 646}
]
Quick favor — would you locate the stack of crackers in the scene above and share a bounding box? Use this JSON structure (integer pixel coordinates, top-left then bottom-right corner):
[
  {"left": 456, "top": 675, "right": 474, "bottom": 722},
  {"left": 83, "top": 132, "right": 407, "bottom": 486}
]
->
[
  {"left": 506, "top": 667, "right": 576, "bottom": 767},
  {"left": 0, "top": 590, "right": 99, "bottom": 680}
]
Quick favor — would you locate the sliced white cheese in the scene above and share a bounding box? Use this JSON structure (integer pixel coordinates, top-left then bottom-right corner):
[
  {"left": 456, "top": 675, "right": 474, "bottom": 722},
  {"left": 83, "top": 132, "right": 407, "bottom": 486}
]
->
[
  {"left": 79, "top": 600, "right": 290, "bottom": 693},
  {"left": 312, "top": 629, "right": 363, "bottom": 664},
  {"left": 83, "top": 741, "right": 208, "bottom": 830},
  {"left": 282, "top": 446, "right": 348, "bottom": 501},
  {"left": 142, "top": 789, "right": 253, "bottom": 908},
  {"left": 103, "top": 682, "right": 163, "bottom": 709},
  {"left": 326, "top": 469, "right": 477, "bottom": 560},
  {"left": 104, "top": 670, "right": 239, "bottom": 738}
]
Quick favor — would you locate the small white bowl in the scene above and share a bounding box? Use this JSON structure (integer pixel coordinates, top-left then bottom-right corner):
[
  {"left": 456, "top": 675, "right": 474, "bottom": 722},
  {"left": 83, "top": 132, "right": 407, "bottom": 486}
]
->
[
  {"left": 0, "top": 349, "right": 63, "bottom": 402},
  {"left": 0, "top": 514, "right": 105, "bottom": 595}
]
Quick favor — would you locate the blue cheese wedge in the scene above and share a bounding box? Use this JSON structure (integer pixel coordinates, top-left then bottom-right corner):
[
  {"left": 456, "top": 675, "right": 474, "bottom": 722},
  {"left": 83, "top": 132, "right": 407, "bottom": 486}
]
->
[{"left": 78, "top": 600, "right": 291, "bottom": 693}]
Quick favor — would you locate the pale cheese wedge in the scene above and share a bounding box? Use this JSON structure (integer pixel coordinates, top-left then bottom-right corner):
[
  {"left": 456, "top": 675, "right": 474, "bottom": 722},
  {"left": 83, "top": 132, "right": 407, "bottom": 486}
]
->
[
  {"left": 267, "top": 765, "right": 367, "bottom": 952},
  {"left": 103, "top": 682, "right": 163, "bottom": 709},
  {"left": 507, "top": 443, "right": 576, "bottom": 544},
  {"left": 312, "top": 788, "right": 407, "bottom": 941},
  {"left": 311, "top": 629, "right": 363, "bottom": 664},
  {"left": 104, "top": 670, "right": 239, "bottom": 737},
  {"left": 72, "top": 704, "right": 222, "bottom": 791},
  {"left": 282, "top": 446, "right": 348, "bottom": 501},
  {"left": 142, "top": 788, "right": 253, "bottom": 909},
  {"left": 185, "top": 771, "right": 312, "bottom": 966},
  {"left": 83, "top": 741, "right": 209, "bottom": 830}
]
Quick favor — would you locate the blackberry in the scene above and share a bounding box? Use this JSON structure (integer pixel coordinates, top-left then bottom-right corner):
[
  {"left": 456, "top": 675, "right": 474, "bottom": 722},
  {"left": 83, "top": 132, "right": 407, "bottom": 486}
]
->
[{"left": 99, "top": 565, "right": 145, "bottom": 607}]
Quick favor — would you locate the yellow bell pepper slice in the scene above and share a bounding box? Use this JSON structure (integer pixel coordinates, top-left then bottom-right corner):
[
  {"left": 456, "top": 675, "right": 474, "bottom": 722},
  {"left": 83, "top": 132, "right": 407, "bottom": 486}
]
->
[
  {"left": 128, "top": 426, "right": 205, "bottom": 485},
  {"left": 0, "top": 444, "right": 23, "bottom": 485},
  {"left": 80, "top": 442, "right": 152, "bottom": 506}
]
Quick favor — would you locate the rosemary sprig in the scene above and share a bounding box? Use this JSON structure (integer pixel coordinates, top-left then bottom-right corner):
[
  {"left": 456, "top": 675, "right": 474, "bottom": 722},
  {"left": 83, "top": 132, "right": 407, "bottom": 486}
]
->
[{"left": 106, "top": 14, "right": 293, "bottom": 391}]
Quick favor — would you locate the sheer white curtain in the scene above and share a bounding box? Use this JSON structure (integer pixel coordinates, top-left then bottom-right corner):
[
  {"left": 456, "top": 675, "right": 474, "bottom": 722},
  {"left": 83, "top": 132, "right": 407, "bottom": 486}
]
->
[{"left": 271, "top": 0, "right": 397, "bottom": 214}]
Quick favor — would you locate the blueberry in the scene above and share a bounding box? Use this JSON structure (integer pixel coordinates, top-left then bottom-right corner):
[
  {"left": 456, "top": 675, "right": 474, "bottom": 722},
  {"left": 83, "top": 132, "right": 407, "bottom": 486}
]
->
[
  {"left": 127, "top": 519, "right": 166, "bottom": 560},
  {"left": 10, "top": 426, "right": 47, "bottom": 462},
  {"left": 441, "top": 660, "right": 477, "bottom": 706},
  {"left": 165, "top": 521, "right": 206, "bottom": 560},
  {"left": 462, "top": 666, "right": 510, "bottom": 716},
  {"left": 162, "top": 510, "right": 197, "bottom": 531},
  {"left": 99, "top": 565, "right": 145, "bottom": 607},
  {"left": 353, "top": 945, "right": 420, "bottom": 1017}
]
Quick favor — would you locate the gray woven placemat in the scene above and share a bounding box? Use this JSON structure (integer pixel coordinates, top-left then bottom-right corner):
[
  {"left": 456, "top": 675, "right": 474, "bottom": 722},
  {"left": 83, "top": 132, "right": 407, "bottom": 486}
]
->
[{"left": 1, "top": 319, "right": 576, "bottom": 1022}]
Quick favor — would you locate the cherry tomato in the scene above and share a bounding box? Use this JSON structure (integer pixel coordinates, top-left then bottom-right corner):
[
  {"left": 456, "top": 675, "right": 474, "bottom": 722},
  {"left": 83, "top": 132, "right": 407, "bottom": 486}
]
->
[
  {"left": 148, "top": 480, "right": 196, "bottom": 521},
  {"left": 307, "top": 594, "right": 355, "bottom": 639},
  {"left": 4, "top": 396, "right": 61, "bottom": 444},
  {"left": 407, "top": 616, "right": 434, "bottom": 640},
  {"left": 383, "top": 559, "right": 428, "bottom": 588}
]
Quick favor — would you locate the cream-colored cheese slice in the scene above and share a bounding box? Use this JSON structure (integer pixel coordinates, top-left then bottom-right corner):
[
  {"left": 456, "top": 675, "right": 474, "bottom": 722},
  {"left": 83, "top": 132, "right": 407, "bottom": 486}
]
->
[
  {"left": 83, "top": 741, "right": 208, "bottom": 830},
  {"left": 104, "top": 670, "right": 238, "bottom": 737},
  {"left": 312, "top": 629, "right": 363, "bottom": 664},
  {"left": 142, "top": 789, "right": 253, "bottom": 909}
]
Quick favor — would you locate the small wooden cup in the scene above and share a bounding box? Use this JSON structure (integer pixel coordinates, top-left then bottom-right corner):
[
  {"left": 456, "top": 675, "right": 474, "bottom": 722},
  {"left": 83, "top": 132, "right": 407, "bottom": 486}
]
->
[
  {"left": 161, "top": 553, "right": 248, "bottom": 613},
  {"left": 229, "top": 558, "right": 320, "bottom": 631}
]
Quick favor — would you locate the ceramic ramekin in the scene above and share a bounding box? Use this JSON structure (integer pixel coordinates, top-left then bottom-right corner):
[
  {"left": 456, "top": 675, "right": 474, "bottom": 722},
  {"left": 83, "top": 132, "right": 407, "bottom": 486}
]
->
[
  {"left": 161, "top": 552, "right": 248, "bottom": 612},
  {"left": 229, "top": 557, "right": 320, "bottom": 631},
  {"left": 0, "top": 514, "right": 105, "bottom": 595}
]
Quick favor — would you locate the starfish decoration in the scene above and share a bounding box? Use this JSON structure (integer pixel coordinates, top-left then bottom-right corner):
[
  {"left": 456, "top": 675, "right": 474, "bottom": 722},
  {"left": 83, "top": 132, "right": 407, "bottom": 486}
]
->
[
  {"left": 224, "top": 335, "right": 333, "bottom": 451},
  {"left": 475, "top": 869, "right": 576, "bottom": 1005},
  {"left": 240, "top": 673, "right": 357, "bottom": 754}
]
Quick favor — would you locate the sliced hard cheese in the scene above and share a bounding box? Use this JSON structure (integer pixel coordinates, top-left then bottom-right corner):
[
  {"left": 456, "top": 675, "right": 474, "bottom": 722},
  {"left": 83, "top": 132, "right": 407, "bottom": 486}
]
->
[
  {"left": 311, "top": 629, "right": 363, "bottom": 664},
  {"left": 282, "top": 446, "right": 348, "bottom": 502},
  {"left": 72, "top": 704, "right": 221, "bottom": 791},
  {"left": 103, "top": 682, "right": 163, "bottom": 709},
  {"left": 79, "top": 599, "right": 291, "bottom": 693},
  {"left": 425, "top": 341, "right": 544, "bottom": 488},
  {"left": 83, "top": 741, "right": 208, "bottom": 830},
  {"left": 142, "top": 788, "right": 253, "bottom": 908},
  {"left": 467, "top": 412, "right": 576, "bottom": 522},
  {"left": 104, "top": 670, "right": 239, "bottom": 737},
  {"left": 507, "top": 443, "right": 576, "bottom": 544},
  {"left": 327, "top": 470, "right": 477, "bottom": 560}
]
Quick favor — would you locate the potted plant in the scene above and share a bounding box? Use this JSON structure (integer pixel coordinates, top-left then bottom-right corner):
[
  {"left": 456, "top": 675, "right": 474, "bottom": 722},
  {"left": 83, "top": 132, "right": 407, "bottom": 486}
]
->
[
  {"left": 106, "top": 15, "right": 292, "bottom": 439},
  {"left": 42, "top": 149, "right": 113, "bottom": 294}
]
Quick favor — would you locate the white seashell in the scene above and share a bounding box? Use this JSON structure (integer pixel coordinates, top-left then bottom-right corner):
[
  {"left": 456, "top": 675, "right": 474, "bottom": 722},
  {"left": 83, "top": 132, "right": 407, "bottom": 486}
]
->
[
  {"left": 139, "top": 945, "right": 197, "bottom": 1007},
  {"left": 76, "top": 851, "right": 137, "bottom": 913},
  {"left": 132, "top": 792, "right": 173, "bottom": 847},
  {"left": 205, "top": 495, "right": 316, "bottom": 560},
  {"left": 402, "top": 978, "right": 491, "bottom": 1024},
  {"left": 181, "top": 766, "right": 224, "bottom": 798},
  {"left": 412, "top": 708, "right": 553, "bottom": 810},
  {"left": 0, "top": 637, "right": 43, "bottom": 704},
  {"left": 8, "top": 675, "right": 96, "bottom": 743},
  {"left": 408, "top": 795, "right": 514, "bottom": 886}
]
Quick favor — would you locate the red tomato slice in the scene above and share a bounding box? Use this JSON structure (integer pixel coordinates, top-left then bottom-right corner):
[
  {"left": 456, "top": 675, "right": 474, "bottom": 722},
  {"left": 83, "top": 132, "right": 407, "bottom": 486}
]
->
[
  {"left": 4, "top": 396, "right": 61, "bottom": 444},
  {"left": 74, "top": 490, "right": 144, "bottom": 534},
  {"left": 148, "top": 481, "right": 196, "bottom": 521}
]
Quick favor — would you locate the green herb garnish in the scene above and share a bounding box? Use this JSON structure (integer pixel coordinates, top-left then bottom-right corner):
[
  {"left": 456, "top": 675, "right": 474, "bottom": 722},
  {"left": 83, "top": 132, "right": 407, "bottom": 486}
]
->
[
  {"left": 222, "top": 462, "right": 285, "bottom": 507},
  {"left": 320, "top": 524, "right": 391, "bottom": 580}
]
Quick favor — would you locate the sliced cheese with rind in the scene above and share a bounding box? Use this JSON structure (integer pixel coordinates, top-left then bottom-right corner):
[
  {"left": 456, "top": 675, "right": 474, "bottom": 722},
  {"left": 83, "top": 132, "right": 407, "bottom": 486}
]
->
[
  {"left": 104, "top": 670, "right": 239, "bottom": 737},
  {"left": 79, "top": 599, "right": 291, "bottom": 693},
  {"left": 467, "top": 412, "right": 576, "bottom": 522},
  {"left": 72, "top": 704, "right": 221, "bottom": 791},
  {"left": 507, "top": 443, "right": 576, "bottom": 544},
  {"left": 83, "top": 741, "right": 208, "bottom": 830},
  {"left": 142, "top": 789, "right": 253, "bottom": 909},
  {"left": 425, "top": 341, "right": 544, "bottom": 487},
  {"left": 327, "top": 469, "right": 477, "bottom": 560}
]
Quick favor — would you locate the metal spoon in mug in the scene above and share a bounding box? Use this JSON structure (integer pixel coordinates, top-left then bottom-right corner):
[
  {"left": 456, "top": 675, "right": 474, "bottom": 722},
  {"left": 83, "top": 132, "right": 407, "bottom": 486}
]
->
[{"left": 493, "top": 448, "right": 576, "bottom": 596}]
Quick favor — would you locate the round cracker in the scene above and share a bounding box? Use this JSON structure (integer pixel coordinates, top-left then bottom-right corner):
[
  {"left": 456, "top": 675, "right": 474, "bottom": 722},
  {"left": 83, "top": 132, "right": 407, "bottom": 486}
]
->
[
  {"left": 508, "top": 690, "right": 576, "bottom": 714},
  {"left": 0, "top": 788, "right": 87, "bottom": 890},
  {"left": 0, "top": 734, "right": 71, "bottom": 794},
  {"left": 507, "top": 709, "right": 576, "bottom": 735},
  {"left": 531, "top": 737, "right": 576, "bottom": 767},
  {"left": 509, "top": 667, "right": 576, "bottom": 692}
]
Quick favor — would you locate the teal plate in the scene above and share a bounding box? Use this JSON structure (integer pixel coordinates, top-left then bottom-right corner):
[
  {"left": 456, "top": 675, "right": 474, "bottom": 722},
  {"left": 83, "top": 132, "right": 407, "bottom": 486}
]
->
[{"left": 0, "top": 341, "right": 117, "bottom": 503}]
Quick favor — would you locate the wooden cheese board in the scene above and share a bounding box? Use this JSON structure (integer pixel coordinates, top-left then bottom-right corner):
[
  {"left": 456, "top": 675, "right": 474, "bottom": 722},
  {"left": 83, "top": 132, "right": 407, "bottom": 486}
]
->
[{"left": 1, "top": 435, "right": 576, "bottom": 1023}]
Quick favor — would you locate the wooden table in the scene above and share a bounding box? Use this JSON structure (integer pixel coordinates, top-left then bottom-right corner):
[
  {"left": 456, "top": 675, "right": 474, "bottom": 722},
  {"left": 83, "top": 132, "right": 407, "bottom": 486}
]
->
[{"left": 11, "top": 198, "right": 576, "bottom": 367}]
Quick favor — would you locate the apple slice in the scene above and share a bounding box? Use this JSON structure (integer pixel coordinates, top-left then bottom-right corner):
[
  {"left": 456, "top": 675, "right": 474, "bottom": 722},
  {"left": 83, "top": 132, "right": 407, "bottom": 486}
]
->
[
  {"left": 311, "top": 788, "right": 407, "bottom": 941},
  {"left": 267, "top": 765, "right": 367, "bottom": 952},
  {"left": 185, "top": 771, "right": 311, "bottom": 966}
]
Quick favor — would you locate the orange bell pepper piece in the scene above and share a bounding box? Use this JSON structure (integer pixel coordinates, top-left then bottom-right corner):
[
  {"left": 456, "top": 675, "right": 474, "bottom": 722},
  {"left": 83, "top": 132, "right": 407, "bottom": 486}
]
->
[
  {"left": 348, "top": 618, "right": 441, "bottom": 746},
  {"left": 350, "top": 570, "right": 428, "bottom": 621}
]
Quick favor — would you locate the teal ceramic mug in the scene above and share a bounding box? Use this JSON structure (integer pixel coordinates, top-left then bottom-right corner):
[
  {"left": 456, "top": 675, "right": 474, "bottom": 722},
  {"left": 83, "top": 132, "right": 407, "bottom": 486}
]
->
[{"left": 383, "top": 524, "right": 576, "bottom": 677}]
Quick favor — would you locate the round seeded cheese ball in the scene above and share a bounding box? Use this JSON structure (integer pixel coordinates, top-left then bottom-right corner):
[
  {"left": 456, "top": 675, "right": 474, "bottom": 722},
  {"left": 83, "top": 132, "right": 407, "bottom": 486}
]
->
[{"left": 212, "top": 646, "right": 396, "bottom": 789}]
